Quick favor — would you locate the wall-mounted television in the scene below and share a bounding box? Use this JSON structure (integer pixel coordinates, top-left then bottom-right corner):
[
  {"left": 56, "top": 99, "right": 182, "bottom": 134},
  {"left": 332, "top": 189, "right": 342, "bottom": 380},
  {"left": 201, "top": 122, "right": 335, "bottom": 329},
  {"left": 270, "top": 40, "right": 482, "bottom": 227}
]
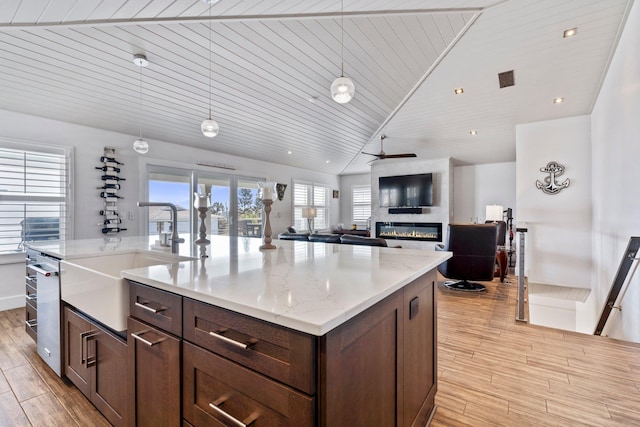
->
[{"left": 379, "top": 173, "right": 433, "bottom": 207}]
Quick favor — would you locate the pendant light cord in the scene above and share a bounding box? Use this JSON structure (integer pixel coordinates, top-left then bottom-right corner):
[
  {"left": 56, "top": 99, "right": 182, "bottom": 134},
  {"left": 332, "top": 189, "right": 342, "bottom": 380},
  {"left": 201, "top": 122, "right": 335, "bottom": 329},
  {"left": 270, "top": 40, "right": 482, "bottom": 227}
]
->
[
  {"left": 138, "top": 59, "right": 143, "bottom": 139},
  {"left": 208, "top": 2, "right": 212, "bottom": 120},
  {"left": 340, "top": 0, "right": 344, "bottom": 77}
]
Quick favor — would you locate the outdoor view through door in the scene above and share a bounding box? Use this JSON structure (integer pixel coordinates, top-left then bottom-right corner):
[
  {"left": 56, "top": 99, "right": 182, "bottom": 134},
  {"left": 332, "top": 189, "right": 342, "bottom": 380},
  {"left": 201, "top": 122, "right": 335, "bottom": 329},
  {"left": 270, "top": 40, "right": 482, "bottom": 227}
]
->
[{"left": 147, "top": 168, "right": 263, "bottom": 241}]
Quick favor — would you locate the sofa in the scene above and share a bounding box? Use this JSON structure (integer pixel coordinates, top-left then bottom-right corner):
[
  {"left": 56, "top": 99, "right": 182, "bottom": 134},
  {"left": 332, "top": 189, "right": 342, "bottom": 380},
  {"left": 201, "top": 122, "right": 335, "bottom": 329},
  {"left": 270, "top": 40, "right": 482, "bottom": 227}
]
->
[{"left": 278, "top": 228, "right": 389, "bottom": 247}]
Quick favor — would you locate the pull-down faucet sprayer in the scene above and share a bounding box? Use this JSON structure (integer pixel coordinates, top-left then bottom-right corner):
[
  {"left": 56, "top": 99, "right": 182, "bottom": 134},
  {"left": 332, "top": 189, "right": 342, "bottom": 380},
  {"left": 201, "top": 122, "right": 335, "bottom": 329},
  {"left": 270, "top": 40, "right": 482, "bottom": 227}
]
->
[{"left": 137, "top": 202, "right": 185, "bottom": 254}]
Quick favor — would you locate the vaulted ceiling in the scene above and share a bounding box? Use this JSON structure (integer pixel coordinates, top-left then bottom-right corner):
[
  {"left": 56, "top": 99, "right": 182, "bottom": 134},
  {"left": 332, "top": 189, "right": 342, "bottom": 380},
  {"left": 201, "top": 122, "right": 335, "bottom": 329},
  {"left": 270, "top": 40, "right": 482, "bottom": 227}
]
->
[{"left": 0, "top": 0, "right": 633, "bottom": 175}]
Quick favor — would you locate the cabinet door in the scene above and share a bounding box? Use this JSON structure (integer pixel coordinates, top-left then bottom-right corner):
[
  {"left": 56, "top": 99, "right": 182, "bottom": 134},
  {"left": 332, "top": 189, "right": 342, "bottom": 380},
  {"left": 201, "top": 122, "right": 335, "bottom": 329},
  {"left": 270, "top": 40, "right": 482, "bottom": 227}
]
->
[
  {"left": 90, "top": 323, "right": 129, "bottom": 427},
  {"left": 321, "top": 289, "right": 403, "bottom": 427},
  {"left": 63, "top": 306, "right": 92, "bottom": 397},
  {"left": 128, "top": 317, "right": 181, "bottom": 427},
  {"left": 403, "top": 271, "right": 437, "bottom": 427}
]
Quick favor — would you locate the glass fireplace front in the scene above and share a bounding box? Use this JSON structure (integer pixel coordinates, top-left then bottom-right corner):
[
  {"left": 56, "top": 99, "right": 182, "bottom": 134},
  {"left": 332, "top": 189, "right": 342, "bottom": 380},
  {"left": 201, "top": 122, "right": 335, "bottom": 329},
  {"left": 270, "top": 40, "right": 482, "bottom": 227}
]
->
[{"left": 376, "top": 222, "right": 442, "bottom": 242}]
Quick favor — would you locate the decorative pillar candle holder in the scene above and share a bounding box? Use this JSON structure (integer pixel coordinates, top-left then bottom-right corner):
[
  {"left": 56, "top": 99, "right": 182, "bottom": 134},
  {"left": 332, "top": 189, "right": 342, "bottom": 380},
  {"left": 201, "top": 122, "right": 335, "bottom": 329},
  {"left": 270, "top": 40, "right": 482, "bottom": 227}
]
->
[
  {"left": 258, "top": 181, "right": 277, "bottom": 250},
  {"left": 193, "top": 193, "right": 211, "bottom": 256}
]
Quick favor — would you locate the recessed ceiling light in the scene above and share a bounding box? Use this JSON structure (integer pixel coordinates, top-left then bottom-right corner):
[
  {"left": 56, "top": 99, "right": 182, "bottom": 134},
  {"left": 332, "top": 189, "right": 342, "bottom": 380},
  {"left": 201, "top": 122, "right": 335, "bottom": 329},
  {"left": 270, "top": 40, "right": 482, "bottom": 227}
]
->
[
  {"left": 454, "top": 88, "right": 464, "bottom": 95},
  {"left": 325, "top": 160, "right": 330, "bottom": 164},
  {"left": 287, "top": 150, "right": 292, "bottom": 155},
  {"left": 553, "top": 97, "right": 564, "bottom": 104},
  {"left": 563, "top": 27, "right": 578, "bottom": 38},
  {"left": 469, "top": 130, "right": 478, "bottom": 135}
]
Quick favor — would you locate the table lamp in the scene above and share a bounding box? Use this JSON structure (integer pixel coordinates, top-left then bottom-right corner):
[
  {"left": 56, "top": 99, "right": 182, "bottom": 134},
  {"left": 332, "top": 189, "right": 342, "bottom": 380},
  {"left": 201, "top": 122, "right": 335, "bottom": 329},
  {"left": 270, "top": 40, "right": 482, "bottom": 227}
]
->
[
  {"left": 302, "top": 207, "right": 317, "bottom": 233},
  {"left": 485, "top": 205, "right": 504, "bottom": 222}
]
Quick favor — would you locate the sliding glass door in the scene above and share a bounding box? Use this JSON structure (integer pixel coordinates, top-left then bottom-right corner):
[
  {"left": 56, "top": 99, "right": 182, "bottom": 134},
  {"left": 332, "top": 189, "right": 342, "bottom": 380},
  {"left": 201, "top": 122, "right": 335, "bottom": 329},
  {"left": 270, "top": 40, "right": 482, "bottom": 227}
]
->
[{"left": 145, "top": 165, "right": 263, "bottom": 242}]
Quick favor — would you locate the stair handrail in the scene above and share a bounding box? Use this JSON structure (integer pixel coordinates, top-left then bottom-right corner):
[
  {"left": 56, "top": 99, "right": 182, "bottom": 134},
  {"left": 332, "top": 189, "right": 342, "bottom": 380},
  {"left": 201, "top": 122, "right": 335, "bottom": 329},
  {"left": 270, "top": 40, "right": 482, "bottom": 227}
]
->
[{"left": 594, "top": 236, "right": 640, "bottom": 336}]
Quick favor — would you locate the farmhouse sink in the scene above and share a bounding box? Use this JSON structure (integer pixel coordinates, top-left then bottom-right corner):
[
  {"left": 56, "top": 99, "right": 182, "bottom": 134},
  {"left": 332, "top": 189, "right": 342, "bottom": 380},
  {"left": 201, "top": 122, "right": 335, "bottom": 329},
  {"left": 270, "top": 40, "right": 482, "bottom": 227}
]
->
[{"left": 60, "top": 251, "right": 191, "bottom": 332}]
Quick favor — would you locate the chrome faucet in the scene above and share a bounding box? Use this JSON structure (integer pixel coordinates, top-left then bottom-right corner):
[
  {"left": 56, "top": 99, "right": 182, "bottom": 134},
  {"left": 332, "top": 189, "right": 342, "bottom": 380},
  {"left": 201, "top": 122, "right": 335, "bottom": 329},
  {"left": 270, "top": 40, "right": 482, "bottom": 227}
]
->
[{"left": 137, "top": 202, "right": 185, "bottom": 254}]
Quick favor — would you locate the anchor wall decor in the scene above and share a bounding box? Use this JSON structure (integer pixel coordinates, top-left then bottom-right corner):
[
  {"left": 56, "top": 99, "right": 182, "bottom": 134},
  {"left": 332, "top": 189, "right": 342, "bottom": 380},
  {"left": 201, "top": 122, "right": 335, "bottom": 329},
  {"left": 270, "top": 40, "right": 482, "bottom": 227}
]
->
[{"left": 536, "top": 161, "right": 570, "bottom": 195}]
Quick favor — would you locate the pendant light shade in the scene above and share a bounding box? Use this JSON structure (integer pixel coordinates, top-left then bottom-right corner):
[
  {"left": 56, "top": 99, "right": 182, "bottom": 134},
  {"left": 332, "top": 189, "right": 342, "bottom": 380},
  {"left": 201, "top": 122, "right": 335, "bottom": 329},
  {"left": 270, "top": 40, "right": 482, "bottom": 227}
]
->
[
  {"left": 201, "top": 119, "right": 219, "bottom": 138},
  {"left": 331, "top": 0, "right": 355, "bottom": 104},
  {"left": 133, "top": 138, "right": 149, "bottom": 154},
  {"left": 133, "top": 54, "right": 149, "bottom": 154},
  {"left": 201, "top": 2, "right": 219, "bottom": 138},
  {"left": 331, "top": 76, "right": 355, "bottom": 104}
]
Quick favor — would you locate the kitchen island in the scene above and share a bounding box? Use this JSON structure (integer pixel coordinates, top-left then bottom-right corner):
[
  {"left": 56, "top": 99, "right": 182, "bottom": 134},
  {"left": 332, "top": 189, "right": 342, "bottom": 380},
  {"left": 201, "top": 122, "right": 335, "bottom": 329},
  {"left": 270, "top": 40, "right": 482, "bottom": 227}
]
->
[{"left": 29, "top": 235, "right": 451, "bottom": 426}]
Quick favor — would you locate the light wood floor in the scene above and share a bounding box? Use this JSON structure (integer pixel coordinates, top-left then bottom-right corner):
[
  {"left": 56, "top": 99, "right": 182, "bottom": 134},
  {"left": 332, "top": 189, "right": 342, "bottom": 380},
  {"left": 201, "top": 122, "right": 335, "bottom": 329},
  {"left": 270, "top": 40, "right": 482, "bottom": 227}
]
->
[
  {"left": 1, "top": 275, "right": 640, "bottom": 426},
  {"left": 431, "top": 275, "right": 640, "bottom": 426}
]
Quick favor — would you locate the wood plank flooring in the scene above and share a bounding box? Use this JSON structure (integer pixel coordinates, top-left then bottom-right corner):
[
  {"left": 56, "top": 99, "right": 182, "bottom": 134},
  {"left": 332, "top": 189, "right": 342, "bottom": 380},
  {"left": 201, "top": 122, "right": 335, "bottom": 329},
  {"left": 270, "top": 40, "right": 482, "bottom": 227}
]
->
[
  {"left": 0, "top": 308, "right": 109, "bottom": 427},
  {"left": 1, "top": 274, "right": 639, "bottom": 426},
  {"left": 431, "top": 275, "right": 640, "bottom": 426}
]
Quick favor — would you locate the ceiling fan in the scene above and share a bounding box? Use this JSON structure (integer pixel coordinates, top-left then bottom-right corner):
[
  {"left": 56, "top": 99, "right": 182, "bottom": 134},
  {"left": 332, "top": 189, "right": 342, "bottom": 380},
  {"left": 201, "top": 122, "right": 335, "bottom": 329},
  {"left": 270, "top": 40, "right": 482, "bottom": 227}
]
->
[{"left": 362, "top": 135, "right": 417, "bottom": 161}]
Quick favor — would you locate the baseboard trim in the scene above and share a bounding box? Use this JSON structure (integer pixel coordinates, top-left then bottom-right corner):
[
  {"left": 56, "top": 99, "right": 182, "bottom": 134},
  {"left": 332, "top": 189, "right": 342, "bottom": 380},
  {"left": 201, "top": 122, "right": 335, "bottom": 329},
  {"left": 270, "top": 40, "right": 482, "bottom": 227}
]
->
[{"left": 0, "top": 295, "right": 23, "bottom": 311}]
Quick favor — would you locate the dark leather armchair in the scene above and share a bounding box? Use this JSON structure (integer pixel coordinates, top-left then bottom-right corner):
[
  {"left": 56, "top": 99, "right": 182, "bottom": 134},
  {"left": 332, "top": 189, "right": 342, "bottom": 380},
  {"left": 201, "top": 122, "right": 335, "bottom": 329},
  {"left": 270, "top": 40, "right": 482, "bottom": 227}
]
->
[
  {"left": 436, "top": 223, "right": 498, "bottom": 292},
  {"left": 485, "top": 220, "right": 506, "bottom": 246}
]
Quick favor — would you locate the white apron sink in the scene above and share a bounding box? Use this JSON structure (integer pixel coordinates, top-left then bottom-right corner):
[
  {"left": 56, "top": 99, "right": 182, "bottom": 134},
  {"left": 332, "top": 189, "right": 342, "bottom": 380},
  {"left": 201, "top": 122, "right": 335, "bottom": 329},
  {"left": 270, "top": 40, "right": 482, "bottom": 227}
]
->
[{"left": 60, "top": 251, "right": 191, "bottom": 332}]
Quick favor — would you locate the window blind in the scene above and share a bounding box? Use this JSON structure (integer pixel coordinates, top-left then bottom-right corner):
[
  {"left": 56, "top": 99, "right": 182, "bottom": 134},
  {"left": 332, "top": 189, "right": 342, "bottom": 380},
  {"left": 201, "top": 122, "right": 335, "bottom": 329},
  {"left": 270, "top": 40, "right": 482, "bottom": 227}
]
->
[
  {"left": 293, "top": 181, "right": 329, "bottom": 231},
  {"left": 0, "top": 145, "right": 70, "bottom": 254},
  {"left": 352, "top": 185, "right": 371, "bottom": 225}
]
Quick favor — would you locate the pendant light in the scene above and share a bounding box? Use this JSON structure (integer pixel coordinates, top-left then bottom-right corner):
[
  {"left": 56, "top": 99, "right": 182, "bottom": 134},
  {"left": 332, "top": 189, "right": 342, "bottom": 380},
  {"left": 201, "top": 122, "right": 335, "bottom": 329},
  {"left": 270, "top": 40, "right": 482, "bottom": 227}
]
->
[
  {"left": 201, "top": 1, "right": 220, "bottom": 137},
  {"left": 132, "top": 54, "right": 149, "bottom": 154},
  {"left": 330, "top": 0, "right": 355, "bottom": 104}
]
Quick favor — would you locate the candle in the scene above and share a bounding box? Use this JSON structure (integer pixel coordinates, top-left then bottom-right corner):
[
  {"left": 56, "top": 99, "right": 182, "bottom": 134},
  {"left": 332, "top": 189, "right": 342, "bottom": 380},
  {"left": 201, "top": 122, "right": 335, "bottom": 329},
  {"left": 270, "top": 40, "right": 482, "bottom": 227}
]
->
[
  {"left": 259, "top": 181, "right": 276, "bottom": 201},
  {"left": 193, "top": 192, "right": 211, "bottom": 209}
]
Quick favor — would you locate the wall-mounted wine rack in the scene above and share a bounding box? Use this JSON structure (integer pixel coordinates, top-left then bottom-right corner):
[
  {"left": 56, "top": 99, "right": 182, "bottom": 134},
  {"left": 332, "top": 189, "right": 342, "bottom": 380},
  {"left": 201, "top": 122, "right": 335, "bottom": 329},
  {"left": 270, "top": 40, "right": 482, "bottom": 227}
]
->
[{"left": 98, "top": 147, "right": 127, "bottom": 234}]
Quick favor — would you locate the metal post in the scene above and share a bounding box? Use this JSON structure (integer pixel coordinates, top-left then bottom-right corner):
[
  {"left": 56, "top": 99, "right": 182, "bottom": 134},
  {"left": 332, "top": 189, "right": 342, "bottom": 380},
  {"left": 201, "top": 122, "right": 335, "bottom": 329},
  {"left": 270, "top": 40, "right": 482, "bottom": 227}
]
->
[{"left": 516, "top": 227, "right": 528, "bottom": 322}]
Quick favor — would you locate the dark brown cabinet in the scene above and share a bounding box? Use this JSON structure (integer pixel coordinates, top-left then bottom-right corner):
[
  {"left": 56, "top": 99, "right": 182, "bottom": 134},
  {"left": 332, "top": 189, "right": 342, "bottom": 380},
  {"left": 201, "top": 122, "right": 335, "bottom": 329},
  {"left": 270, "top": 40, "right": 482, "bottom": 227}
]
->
[
  {"left": 128, "top": 316, "right": 181, "bottom": 427},
  {"left": 63, "top": 306, "right": 129, "bottom": 427},
  {"left": 320, "top": 269, "right": 437, "bottom": 427},
  {"left": 128, "top": 267, "right": 437, "bottom": 427}
]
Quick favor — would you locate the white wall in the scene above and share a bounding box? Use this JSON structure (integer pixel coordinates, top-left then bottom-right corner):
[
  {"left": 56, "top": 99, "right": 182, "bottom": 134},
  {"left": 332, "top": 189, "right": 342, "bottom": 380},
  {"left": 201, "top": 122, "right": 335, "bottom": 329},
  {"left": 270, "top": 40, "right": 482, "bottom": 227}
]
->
[
  {"left": 371, "top": 158, "right": 452, "bottom": 250},
  {"left": 453, "top": 162, "right": 516, "bottom": 224},
  {"left": 586, "top": 0, "right": 640, "bottom": 341},
  {"left": 0, "top": 108, "right": 339, "bottom": 309},
  {"left": 338, "top": 173, "right": 371, "bottom": 228},
  {"left": 515, "top": 115, "right": 592, "bottom": 289}
]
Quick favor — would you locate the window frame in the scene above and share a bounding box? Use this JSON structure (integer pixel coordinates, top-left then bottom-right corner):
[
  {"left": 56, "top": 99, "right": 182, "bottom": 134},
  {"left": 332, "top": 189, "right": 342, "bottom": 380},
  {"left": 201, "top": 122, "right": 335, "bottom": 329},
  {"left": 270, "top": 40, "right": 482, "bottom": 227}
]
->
[{"left": 0, "top": 138, "right": 74, "bottom": 255}]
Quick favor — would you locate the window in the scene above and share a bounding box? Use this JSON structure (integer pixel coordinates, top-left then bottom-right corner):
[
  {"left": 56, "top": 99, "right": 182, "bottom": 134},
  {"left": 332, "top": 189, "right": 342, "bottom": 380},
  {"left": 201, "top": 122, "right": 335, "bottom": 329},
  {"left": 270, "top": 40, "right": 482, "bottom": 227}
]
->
[
  {"left": 352, "top": 185, "right": 371, "bottom": 227},
  {"left": 293, "top": 181, "right": 329, "bottom": 232},
  {"left": 0, "top": 141, "right": 72, "bottom": 254}
]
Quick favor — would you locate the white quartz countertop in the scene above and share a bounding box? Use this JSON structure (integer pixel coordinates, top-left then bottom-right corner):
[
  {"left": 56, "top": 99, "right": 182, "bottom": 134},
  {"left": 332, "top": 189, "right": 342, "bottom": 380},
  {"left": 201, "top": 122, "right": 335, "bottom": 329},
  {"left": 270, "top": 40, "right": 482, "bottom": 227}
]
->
[
  {"left": 29, "top": 235, "right": 451, "bottom": 336},
  {"left": 26, "top": 235, "right": 194, "bottom": 260}
]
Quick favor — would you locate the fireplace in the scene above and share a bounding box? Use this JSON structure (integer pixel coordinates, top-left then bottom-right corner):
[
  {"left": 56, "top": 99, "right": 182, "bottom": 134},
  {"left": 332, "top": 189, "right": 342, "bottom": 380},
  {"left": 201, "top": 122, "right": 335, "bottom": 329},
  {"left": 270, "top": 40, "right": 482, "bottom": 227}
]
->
[{"left": 376, "top": 222, "right": 442, "bottom": 242}]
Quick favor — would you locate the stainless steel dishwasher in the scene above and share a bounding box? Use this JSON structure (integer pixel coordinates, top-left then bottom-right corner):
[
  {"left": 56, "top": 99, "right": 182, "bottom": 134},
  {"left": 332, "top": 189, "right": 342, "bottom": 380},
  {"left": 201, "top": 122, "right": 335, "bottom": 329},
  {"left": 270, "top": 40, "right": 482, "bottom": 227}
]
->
[{"left": 31, "top": 252, "right": 62, "bottom": 376}]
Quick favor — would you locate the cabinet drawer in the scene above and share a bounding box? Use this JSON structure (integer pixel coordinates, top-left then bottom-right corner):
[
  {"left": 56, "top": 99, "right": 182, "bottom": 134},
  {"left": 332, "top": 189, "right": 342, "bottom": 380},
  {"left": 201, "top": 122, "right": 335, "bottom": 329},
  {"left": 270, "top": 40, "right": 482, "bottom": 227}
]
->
[
  {"left": 129, "top": 281, "right": 182, "bottom": 336},
  {"left": 183, "top": 298, "right": 316, "bottom": 394},
  {"left": 183, "top": 342, "right": 314, "bottom": 427},
  {"left": 26, "top": 283, "right": 37, "bottom": 309},
  {"left": 25, "top": 303, "right": 37, "bottom": 340}
]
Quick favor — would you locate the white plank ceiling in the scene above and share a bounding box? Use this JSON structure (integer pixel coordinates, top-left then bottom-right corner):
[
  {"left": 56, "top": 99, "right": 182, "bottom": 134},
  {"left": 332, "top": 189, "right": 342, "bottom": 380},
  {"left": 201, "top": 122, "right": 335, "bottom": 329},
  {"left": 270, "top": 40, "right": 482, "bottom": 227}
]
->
[{"left": 0, "top": 0, "right": 633, "bottom": 175}]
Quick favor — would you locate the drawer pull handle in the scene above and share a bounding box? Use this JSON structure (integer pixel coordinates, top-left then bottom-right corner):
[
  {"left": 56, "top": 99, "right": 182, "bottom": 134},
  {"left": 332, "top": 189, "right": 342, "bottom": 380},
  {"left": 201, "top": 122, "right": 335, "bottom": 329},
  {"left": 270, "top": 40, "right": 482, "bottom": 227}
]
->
[
  {"left": 209, "top": 331, "right": 250, "bottom": 350},
  {"left": 25, "top": 319, "right": 37, "bottom": 328},
  {"left": 134, "top": 301, "right": 165, "bottom": 314},
  {"left": 25, "top": 294, "right": 37, "bottom": 301},
  {"left": 30, "top": 264, "right": 53, "bottom": 277},
  {"left": 208, "top": 401, "right": 253, "bottom": 427},
  {"left": 131, "top": 331, "right": 165, "bottom": 347}
]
